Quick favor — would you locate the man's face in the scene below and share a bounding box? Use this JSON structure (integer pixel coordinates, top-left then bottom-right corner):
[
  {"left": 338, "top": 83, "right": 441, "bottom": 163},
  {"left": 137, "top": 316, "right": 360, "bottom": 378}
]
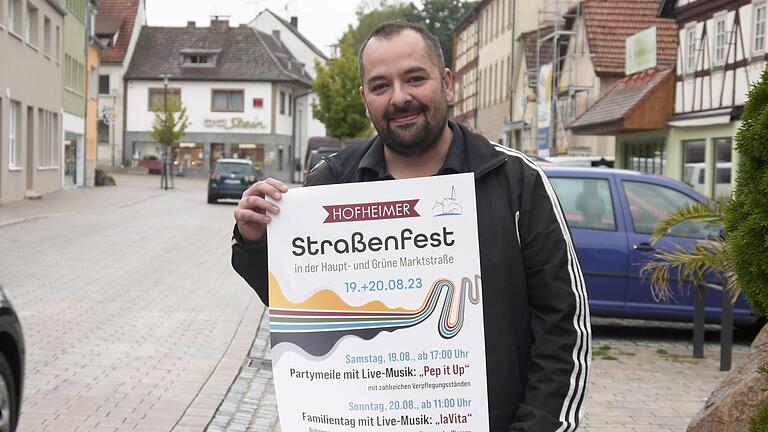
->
[{"left": 359, "top": 30, "right": 454, "bottom": 156}]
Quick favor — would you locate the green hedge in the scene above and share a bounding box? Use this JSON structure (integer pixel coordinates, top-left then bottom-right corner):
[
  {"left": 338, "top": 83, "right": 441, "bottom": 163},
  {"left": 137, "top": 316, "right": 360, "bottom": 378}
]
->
[{"left": 726, "top": 67, "right": 768, "bottom": 317}]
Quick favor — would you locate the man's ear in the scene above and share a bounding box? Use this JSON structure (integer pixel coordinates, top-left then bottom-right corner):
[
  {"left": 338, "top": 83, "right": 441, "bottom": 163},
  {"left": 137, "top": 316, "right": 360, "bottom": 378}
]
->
[
  {"left": 359, "top": 86, "right": 371, "bottom": 119},
  {"left": 442, "top": 68, "right": 455, "bottom": 103}
]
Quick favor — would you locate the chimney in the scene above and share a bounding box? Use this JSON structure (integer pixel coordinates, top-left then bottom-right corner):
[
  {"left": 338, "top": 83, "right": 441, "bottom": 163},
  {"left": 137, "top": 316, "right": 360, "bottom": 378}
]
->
[
  {"left": 187, "top": 21, "right": 195, "bottom": 27},
  {"left": 290, "top": 16, "right": 298, "bottom": 29},
  {"left": 209, "top": 16, "right": 230, "bottom": 33},
  {"left": 272, "top": 29, "right": 280, "bottom": 40}
]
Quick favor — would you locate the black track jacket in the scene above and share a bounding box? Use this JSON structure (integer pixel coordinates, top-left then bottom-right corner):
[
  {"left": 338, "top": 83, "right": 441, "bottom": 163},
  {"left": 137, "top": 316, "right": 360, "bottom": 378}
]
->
[{"left": 231, "top": 122, "right": 591, "bottom": 431}]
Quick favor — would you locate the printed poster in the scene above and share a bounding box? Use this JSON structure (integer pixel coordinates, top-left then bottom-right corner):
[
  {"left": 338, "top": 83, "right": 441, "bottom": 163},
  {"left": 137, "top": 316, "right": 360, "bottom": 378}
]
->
[{"left": 267, "top": 173, "right": 489, "bottom": 431}]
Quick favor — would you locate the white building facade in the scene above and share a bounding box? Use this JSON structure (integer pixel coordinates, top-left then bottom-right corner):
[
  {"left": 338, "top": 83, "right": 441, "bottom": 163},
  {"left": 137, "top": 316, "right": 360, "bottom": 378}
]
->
[
  {"left": 124, "top": 19, "right": 313, "bottom": 181},
  {"left": 249, "top": 9, "right": 327, "bottom": 182}
]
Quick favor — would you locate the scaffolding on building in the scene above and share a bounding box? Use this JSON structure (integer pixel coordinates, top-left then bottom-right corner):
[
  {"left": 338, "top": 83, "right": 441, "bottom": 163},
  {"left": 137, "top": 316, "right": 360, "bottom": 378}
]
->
[{"left": 536, "top": 0, "right": 591, "bottom": 155}]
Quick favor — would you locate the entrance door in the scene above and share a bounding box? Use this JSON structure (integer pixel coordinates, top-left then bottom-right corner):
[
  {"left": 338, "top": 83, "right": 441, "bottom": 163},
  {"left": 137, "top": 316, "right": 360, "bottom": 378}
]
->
[
  {"left": 26, "top": 107, "right": 34, "bottom": 191},
  {"left": 64, "top": 138, "right": 76, "bottom": 186}
]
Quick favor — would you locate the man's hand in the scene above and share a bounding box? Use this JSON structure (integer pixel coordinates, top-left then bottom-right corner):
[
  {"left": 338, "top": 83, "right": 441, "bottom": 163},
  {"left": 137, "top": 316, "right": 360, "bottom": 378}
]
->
[{"left": 234, "top": 178, "right": 288, "bottom": 243}]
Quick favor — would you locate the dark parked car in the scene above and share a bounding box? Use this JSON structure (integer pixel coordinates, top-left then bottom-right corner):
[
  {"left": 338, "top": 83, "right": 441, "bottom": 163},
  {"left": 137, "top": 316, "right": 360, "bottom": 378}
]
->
[
  {"left": 543, "top": 166, "right": 756, "bottom": 325},
  {"left": 207, "top": 159, "right": 257, "bottom": 204},
  {"left": 0, "top": 285, "right": 24, "bottom": 431}
]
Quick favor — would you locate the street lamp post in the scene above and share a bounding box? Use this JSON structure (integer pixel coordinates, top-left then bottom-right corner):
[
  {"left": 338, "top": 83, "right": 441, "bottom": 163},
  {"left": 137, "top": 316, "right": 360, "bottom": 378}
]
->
[
  {"left": 109, "top": 90, "right": 118, "bottom": 166},
  {"left": 159, "top": 73, "right": 172, "bottom": 190}
]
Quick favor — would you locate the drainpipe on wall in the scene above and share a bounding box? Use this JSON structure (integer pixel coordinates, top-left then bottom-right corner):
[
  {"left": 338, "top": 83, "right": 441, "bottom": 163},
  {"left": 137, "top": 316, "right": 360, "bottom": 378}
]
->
[{"left": 507, "top": 0, "right": 517, "bottom": 149}]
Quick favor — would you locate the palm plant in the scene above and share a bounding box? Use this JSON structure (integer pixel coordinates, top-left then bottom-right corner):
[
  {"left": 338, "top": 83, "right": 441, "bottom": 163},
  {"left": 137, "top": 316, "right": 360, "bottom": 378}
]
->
[{"left": 640, "top": 198, "right": 737, "bottom": 303}]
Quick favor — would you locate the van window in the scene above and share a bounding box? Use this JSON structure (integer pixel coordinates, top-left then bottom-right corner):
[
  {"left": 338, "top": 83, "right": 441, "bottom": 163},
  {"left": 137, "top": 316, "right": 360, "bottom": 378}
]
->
[
  {"left": 622, "top": 181, "right": 720, "bottom": 238},
  {"left": 550, "top": 178, "right": 616, "bottom": 231}
]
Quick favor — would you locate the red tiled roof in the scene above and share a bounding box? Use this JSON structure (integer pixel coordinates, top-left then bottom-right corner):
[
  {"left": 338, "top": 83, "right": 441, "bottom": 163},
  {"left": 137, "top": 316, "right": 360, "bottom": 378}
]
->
[
  {"left": 520, "top": 26, "right": 555, "bottom": 88},
  {"left": 583, "top": 0, "right": 677, "bottom": 76},
  {"left": 98, "top": 0, "right": 142, "bottom": 63},
  {"left": 571, "top": 66, "right": 674, "bottom": 130}
]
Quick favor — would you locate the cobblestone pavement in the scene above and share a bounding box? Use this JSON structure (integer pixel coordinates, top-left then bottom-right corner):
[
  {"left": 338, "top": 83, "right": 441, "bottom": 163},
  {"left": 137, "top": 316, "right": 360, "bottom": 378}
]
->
[
  {"left": 0, "top": 174, "right": 266, "bottom": 432},
  {"left": 2, "top": 175, "right": 757, "bottom": 432},
  {"left": 212, "top": 315, "right": 753, "bottom": 432}
]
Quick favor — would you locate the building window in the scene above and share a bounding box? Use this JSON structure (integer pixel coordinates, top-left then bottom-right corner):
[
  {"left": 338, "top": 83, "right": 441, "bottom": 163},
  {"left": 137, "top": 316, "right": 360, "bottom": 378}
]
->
[
  {"left": 55, "top": 25, "right": 60, "bottom": 61},
  {"left": 288, "top": 94, "right": 292, "bottom": 116},
  {"left": 280, "top": 91, "right": 285, "bottom": 115},
  {"left": 97, "top": 121, "right": 109, "bottom": 143},
  {"left": 686, "top": 27, "right": 697, "bottom": 72},
  {"left": 682, "top": 138, "right": 705, "bottom": 192},
  {"left": 99, "top": 74, "right": 110, "bottom": 95},
  {"left": 714, "top": 137, "right": 733, "bottom": 199},
  {"left": 714, "top": 16, "right": 727, "bottom": 65},
  {"left": 625, "top": 140, "right": 665, "bottom": 175},
  {"left": 26, "top": 2, "right": 38, "bottom": 46},
  {"left": 211, "top": 89, "right": 244, "bottom": 112},
  {"left": 9, "top": 0, "right": 21, "bottom": 34},
  {"left": 148, "top": 88, "right": 181, "bottom": 111},
  {"left": 9, "top": 100, "right": 20, "bottom": 168},
  {"left": 754, "top": 2, "right": 766, "bottom": 54},
  {"left": 43, "top": 16, "right": 51, "bottom": 55}
]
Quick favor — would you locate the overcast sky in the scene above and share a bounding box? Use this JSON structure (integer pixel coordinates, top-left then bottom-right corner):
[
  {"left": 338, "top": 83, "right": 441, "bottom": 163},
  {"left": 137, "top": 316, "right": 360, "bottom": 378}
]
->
[{"left": 145, "top": 0, "right": 364, "bottom": 57}]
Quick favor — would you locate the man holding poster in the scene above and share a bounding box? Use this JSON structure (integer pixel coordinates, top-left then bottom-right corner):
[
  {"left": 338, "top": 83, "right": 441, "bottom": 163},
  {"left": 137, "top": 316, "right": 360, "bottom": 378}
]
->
[{"left": 232, "top": 21, "right": 590, "bottom": 432}]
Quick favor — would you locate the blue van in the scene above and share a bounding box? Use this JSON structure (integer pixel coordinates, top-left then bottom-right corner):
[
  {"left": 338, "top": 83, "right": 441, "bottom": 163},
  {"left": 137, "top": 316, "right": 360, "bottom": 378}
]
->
[{"left": 543, "top": 166, "right": 756, "bottom": 325}]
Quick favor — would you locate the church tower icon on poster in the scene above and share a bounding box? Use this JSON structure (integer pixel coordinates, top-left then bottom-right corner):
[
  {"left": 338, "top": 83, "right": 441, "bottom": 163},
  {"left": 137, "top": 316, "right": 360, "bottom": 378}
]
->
[{"left": 432, "top": 185, "right": 463, "bottom": 216}]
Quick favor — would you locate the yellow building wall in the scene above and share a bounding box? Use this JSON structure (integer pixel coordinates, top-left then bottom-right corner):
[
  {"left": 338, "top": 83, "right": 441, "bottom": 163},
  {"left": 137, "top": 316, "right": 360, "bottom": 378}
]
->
[{"left": 86, "top": 44, "right": 101, "bottom": 186}]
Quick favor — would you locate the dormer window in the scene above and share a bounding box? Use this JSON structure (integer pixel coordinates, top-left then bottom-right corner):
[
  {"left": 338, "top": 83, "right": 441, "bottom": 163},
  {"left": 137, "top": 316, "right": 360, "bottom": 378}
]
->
[
  {"left": 180, "top": 48, "right": 221, "bottom": 68},
  {"left": 187, "top": 55, "right": 210, "bottom": 64}
]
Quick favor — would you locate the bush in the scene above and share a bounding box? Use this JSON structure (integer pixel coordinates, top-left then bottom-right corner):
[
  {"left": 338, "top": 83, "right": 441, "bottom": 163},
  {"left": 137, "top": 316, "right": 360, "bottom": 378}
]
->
[
  {"left": 729, "top": 67, "right": 768, "bottom": 431},
  {"left": 103, "top": 175, "right": 116, "bottom": 186},
  {"left": 726, "top": 67, "right": 768, "bottom": 317}
]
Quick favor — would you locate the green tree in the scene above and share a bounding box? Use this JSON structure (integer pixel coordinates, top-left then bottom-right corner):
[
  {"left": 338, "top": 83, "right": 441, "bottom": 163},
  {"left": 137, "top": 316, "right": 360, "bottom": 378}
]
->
[
  {"left": 725, "top": 67, "right": 768, "bottom": 317},
  {"left": 312, "top": 34, "right": 372, "bottom": 139},
  {"left": 409, "top": 0, "right": 477, "bottom": 68},
  {"left": 347, "top": 1, "right": 418, "bottom": 52},
  {"left": 728, "top": 67, "right": 768, "bottom": 431},
  {"left": 150, "top": 98, "right": 189, "bottom": 189}
]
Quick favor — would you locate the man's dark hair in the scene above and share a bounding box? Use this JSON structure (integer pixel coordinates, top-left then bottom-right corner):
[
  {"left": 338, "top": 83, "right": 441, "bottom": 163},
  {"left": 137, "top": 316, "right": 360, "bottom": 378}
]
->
[{"left": 358, "top": 21, "right": 446, "bottom": 84}]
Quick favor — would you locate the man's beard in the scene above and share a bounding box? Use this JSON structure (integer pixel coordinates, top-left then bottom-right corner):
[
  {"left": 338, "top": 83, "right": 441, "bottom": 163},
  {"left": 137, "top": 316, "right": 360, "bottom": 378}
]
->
[{"left": 374, "top": 101, "right": 448, "bottom": 157}]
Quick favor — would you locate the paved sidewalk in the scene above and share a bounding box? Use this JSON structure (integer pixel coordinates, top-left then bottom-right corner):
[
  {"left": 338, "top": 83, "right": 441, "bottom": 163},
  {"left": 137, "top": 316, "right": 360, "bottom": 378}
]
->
[
  {"left": 211, "top": 316, "right": 750, "bottom": 432},
  {"left": 0, "top": 174, "right": 266, "bottom": 432}
]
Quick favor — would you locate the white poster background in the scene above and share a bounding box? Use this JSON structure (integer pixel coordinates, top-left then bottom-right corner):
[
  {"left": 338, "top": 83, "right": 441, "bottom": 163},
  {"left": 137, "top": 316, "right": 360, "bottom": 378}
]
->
[{"left": 267, "top": 173, "right": 489, "bottom": 431}]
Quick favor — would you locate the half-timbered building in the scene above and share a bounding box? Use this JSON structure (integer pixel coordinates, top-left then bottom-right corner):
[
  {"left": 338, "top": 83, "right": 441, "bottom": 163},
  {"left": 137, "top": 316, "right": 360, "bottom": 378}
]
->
[{"left": 660, "top": 0, "right": 765, "bottom": 198}]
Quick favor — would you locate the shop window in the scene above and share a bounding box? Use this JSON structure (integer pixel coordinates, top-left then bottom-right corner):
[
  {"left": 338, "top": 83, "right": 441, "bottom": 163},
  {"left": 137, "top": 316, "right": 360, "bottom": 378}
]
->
[
  {"left": 714, "top": 137, "right": 733, "bottom": 199},
  {"left": 234, "top": 144, "right": 264, "bottom": 174},
  {"left": 682, "top": 139, "right": 705, "bottom": 194},
  {"left": 211, "top": 90, "right": 244, "bottom": 112},
  {"left": 625, "top": 140, "right": 665, "bottom": 175}
]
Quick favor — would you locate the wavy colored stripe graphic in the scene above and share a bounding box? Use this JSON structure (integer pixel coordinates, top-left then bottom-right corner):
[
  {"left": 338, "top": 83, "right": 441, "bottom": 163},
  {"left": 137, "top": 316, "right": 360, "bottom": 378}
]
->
[{"left": 269, "top": 274, "right": 481, "bottom": 357}]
